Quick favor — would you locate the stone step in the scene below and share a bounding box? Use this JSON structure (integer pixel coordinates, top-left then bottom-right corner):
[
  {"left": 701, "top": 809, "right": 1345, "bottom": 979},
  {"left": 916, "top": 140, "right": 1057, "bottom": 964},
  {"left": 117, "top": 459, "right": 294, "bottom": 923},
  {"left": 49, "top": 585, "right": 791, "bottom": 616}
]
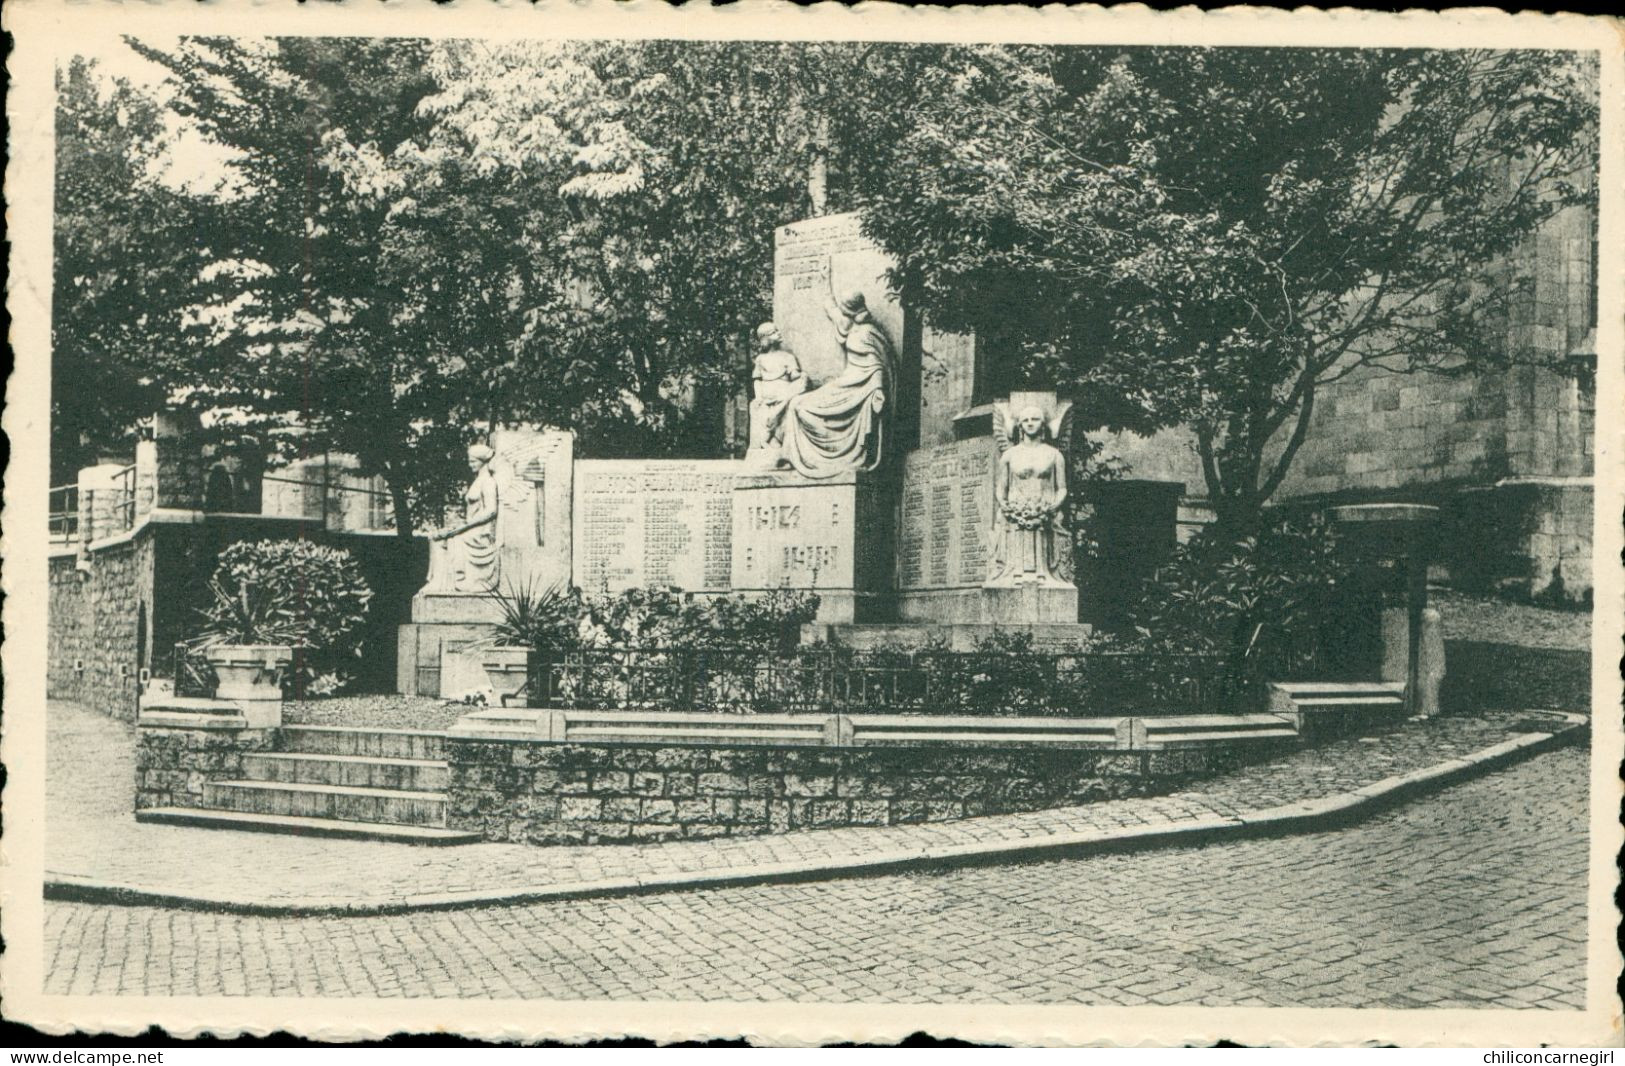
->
[
  {"left": 1145, "top": 713, "right": 1295, "bottom": 731},
  {"left": 1273, "top": 681, "right": 1406, "bottom": 699},
  {"left": 1291, "top": 695, "right": 1406, "bottom": 708},
  {"left": 239, "top": 752, "right": 450, "bottom": 792},
  {"left": 135, "top": 807, "right": 482, "bottom": 845},
  {"left": 203, "top": 780, "right": 448, "bottom": 828},
  {"left": 276, "top": 726, "right": 446, "bottom": 760},
  {"left": 1145, "top": 727, "right": 1301, "bottom": 747}
]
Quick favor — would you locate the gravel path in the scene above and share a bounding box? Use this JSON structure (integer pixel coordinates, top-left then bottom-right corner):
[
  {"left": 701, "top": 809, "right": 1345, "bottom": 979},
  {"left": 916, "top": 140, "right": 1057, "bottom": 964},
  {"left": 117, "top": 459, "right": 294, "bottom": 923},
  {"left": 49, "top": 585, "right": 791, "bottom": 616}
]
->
[{"left": 1433, "top": 589, "right": 1590, "bottom": 651}]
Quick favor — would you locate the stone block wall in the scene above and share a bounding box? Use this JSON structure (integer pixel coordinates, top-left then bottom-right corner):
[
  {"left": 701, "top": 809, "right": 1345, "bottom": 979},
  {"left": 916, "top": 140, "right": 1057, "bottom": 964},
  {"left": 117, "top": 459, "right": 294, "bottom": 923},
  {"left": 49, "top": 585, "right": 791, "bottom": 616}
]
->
[
  {"left": 1264, "top": 201, "right": 1596, "bottom": 598},
  {"left": 1276, "top": 369, "right": 1513, "bottom": 499},
  {"left": 47, "top": 537, "right": 154, "bottom": 719},
  {"left": 445, "top": 739, "right": 1245, "bottom": 846},
  {"left": 135, "top": 724, "right": 274, "bottom": 810},
  {"left": 1523, "top": 482, "right": 1593, "bottom": 599},
  {"left": 1438, "top": 481, "right": 1593, "bottom": 600}
]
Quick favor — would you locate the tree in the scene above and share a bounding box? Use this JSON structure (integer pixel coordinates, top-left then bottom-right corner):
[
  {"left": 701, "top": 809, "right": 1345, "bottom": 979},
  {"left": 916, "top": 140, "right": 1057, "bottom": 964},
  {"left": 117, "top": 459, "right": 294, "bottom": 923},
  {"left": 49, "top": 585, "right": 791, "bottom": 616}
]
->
[
  {"left": 109, "top": 37, "right": 933, "bottom": 529},
  {"left": 391, "top": 39, "right": 930, "bottom": 458},
  {"left": 118, "top": 36, "right": 478, "bottom": 535},
  {"left": 51, "top": 56, "right": 196, "bottom": 482},
  {"left": 862, "top": 47, "right": 1598, "bottom": 533}
]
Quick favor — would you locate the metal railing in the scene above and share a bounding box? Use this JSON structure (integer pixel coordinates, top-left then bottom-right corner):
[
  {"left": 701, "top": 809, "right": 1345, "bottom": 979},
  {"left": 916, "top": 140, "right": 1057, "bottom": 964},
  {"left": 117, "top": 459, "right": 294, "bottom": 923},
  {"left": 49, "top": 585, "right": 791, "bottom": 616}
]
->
[
  {"left": 522, "top": 646, "right": 1241, "bottom": 717},
  {"left": 48, "top": 484, "right": 80, "bottom": 545},
  {"left": 50, "top": 466, "right": 137, "bottom": 547},
  {"left": 261, "top": 473, "right": 395, "bottom": 532},
  {"left": 52, "top": 468, "right": 396, "bottom": 544}
]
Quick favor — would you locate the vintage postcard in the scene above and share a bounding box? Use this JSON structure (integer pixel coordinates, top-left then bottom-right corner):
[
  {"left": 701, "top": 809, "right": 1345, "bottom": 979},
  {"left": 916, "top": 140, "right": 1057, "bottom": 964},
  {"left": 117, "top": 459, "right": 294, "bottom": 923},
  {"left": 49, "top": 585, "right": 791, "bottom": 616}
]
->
[{"left": 3, "top": 0, "right": 1621, "bottom": 1048}]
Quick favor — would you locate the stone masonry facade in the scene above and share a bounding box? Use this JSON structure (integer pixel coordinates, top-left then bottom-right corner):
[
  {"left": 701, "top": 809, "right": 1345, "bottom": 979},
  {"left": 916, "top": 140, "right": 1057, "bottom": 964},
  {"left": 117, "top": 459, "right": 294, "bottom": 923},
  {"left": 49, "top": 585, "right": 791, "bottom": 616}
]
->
[
  {"left": 134, "top": 725, "right": 274, "bottom": 811},
  {"left": 48, "top": 537, "right": 155, "bottom": 720},
  {"left": 445, "top": 739, "right": 1243, "bottom": 846},
  {"left": 1272, "top": 201, "right": 1596, "bottom": 599}
]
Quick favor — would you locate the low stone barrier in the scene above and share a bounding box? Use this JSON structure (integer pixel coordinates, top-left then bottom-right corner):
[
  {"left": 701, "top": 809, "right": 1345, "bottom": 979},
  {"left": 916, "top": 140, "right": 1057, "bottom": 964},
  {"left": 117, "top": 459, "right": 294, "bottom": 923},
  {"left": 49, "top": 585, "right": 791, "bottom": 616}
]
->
[
  {"left": 134, "top": 700, "right": 274, "bottom": 810},
  {"left": 445, "top": 708, "right": 1301, "bottom": 846}
]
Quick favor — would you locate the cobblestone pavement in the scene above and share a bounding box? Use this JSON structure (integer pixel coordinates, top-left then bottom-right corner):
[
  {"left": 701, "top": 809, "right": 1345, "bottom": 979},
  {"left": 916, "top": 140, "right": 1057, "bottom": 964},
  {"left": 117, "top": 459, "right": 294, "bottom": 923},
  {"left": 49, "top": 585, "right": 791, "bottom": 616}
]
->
[
  {"left": 42, "top": 747, "right": 1588, "bottom": 1007},
  {"left": 46, "top": 701, "right": 1563, "bottom": 907}
]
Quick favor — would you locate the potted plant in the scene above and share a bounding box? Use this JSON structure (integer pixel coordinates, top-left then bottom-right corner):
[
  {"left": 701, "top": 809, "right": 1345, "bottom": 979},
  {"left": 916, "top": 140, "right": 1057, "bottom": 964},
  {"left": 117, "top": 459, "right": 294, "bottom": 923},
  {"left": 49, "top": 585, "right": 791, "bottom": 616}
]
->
[
  {"left": 482, "top": 580, "right": 581, "bottom": 706},
  {"left": 189, "top": 540, "right": 373, "bottom": 713},
  {"left": 192, "top": 574, "right": 301, "bottom": 705}
]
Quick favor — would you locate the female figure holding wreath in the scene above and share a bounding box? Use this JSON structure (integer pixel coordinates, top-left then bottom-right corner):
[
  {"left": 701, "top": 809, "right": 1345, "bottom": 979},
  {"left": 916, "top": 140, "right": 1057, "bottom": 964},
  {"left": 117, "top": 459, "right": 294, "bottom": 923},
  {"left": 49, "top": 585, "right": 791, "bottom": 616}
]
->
[{"left": 986, "top": 402, "right": 1074, "bottom": 588}]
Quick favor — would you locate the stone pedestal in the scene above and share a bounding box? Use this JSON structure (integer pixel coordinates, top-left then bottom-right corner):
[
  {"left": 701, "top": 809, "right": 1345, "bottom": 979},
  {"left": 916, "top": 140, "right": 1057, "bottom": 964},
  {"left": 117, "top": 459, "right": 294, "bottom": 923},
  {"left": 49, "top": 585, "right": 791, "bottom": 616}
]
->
[
  {"left": 398, "top": 620, "right": 503, "bottom": 700},
  {"left": 1381, "top": 606, "right": 1445, "bottom": 717},
  {"left": 397, "top": 427, "right": 572, "bottom": 698},
  {"left": 981, "top": 583, "right": 1079, "bottom": 625},
  {"left": 730, "top": 470, "right": 893, "bottom": 623}
]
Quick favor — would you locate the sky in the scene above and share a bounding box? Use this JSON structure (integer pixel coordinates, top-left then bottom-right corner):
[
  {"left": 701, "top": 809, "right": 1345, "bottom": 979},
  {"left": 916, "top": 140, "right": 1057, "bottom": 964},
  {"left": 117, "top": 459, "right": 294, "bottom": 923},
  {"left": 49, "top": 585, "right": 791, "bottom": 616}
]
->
[{"left": 66, "top": 34, "right": 240, "bottom": 194}]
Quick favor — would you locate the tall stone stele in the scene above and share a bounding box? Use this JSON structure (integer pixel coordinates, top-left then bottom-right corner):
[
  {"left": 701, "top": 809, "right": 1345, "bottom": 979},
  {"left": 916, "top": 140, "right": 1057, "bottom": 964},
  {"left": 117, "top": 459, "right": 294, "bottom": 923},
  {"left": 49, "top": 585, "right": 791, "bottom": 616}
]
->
[
  {"left": 397, "top": 426, "right": 573, "bottom": 698},
  {"left": 730, "top": 212, "right": 907, "bottom": 623}
]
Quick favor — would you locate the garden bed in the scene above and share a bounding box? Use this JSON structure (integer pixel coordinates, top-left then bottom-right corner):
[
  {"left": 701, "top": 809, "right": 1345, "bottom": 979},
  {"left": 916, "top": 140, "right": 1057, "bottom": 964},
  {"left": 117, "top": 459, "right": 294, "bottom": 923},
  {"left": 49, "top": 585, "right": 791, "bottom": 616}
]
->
[{"left": 284, "top": 694, "right": 467, "bottom": 732}]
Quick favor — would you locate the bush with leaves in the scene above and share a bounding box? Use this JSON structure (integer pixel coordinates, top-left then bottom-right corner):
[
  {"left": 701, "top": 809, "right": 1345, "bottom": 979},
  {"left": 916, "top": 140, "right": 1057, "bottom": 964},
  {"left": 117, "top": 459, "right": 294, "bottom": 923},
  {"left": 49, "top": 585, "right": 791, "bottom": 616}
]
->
[
  {"left": 573, "top": 586, "right": 820, "bottom": 653},
  {"left": 1126, "top": 514, "right": 1369, "bottom": 684},
  {"left": 192, "top": 539, "right": 374, "bottom": 696}
]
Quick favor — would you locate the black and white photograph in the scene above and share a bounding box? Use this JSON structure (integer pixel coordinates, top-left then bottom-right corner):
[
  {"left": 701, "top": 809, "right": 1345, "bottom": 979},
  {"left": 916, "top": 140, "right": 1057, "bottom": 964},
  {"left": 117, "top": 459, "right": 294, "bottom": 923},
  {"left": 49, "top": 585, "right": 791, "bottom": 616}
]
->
[{"left": 3, "top": 0, "right": 1620, "bottom": 1048}]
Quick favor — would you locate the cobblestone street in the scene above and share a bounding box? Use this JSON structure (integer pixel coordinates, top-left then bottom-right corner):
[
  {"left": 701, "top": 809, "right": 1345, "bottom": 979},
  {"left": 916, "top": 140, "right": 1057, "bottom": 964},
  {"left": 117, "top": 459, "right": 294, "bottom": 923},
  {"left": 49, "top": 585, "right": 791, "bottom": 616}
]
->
[{"left": 42, "top": 745, "right": 1588, "bottom": 1007}]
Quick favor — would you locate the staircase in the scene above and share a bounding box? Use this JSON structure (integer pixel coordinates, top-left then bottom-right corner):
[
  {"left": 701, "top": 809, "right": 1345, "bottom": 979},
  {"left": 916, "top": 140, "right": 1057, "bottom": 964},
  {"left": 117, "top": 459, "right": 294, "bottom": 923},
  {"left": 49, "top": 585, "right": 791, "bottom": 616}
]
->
[
  {"left": 136, "top": 726, "right": 482, "bottom": 845},
  {"left": 1268, "top": 681, "right": 1409, "bottom": 737}
]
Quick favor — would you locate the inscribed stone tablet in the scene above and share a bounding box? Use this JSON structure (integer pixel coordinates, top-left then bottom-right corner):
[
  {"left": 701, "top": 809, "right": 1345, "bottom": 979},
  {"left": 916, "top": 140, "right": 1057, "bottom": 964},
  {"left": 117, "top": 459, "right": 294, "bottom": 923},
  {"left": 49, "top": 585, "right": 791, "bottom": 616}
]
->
[
  {"left": 897, "top": 438, "right": 998, "bottom": 591},
  {"left": 572, "top": 460, "right": 740, "bottom": 593},
  {"left": 773, "top": 212, "right": 904, "bottom": 388}
]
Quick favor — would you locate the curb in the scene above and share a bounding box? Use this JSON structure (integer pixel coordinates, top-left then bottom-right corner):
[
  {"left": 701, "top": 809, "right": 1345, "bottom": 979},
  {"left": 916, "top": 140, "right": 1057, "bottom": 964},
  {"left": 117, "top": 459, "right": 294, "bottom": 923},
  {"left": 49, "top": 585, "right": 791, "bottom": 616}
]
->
[{"left": 45, "top": 713, "right": 1588, "bottom": 917}]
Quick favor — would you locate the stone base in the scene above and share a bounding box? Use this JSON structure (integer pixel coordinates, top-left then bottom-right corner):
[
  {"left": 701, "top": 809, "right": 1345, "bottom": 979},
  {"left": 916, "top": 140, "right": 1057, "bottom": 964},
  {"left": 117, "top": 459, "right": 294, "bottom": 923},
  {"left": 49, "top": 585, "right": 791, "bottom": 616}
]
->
[
  {"left": 1381, "top": 606, "right": 1445, "bottom": 717},
  {"left": 804, "top": 621, "right": 1095, "bottom": 652},
  {"left": 982, "top": 583, "right": 1078, "bottom": 624},
  {"left": 397, "top": 621, "right": 500, "bottom": 698},
  {"left": 894, "top": 583, "right": 1079, "bottom": 626},
  {"left": 730, "top": 468, "right": 895, "bottom": 624},
  {"left": 410, "top": 591, "right": 504, "bottom": 625}
]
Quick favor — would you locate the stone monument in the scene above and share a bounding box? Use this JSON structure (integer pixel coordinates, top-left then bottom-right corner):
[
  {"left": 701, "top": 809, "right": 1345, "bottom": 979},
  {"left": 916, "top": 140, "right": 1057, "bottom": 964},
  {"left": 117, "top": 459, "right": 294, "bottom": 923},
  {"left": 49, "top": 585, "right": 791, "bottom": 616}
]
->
[
  {"left": 573, "top": 459, "right": 739, "bottom": 594},
  {"left": 983, "top": 393, "right": 1079, "bottom": 622},
  {"left": 726, "top": 215, "right": 907, "bottom": 621},
  {"left": 397, "top": 426, "right": 573, "bottom": 697},
  {"left": 805, "top": 389, "right": 1090, "bottom": 649}
]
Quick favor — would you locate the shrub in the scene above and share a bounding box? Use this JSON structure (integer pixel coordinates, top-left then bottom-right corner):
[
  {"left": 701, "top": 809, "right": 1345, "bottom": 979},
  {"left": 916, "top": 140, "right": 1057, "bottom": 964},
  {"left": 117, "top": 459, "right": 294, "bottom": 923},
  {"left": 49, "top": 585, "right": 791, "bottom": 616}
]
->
[
  {"left": 192, "top": 539, "right": 374, "bottom": 694},
  {"left": 578, "top": 585, "right": 821, "bottom": 654},
  {"left": 1127, "top": 514, "right": 1366, "bottom": 681}
]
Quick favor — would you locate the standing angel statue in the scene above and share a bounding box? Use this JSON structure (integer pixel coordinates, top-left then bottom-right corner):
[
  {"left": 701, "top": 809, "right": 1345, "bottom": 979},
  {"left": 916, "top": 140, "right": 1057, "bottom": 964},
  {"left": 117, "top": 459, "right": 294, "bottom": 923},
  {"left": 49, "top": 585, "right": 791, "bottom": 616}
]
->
[{"left": 985, "top": 398, "right": 1076, "bottom": 588}]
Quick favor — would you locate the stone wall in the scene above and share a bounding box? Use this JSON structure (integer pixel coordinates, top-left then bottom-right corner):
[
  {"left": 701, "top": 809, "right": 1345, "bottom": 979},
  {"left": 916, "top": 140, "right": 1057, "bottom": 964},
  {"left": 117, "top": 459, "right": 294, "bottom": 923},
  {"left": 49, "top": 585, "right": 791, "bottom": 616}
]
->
[
  {"left": 445, "top": 738, "right": 1244, "bottom": 846},
  {"left": 135, "top": 723, "right": 274, "bottom": 810},
  {"left": 47, "top": 536, "right": 155, "bottom": 719},
  {"left": 1277, "top": 369, "right": 1515, "bottom": 498}
]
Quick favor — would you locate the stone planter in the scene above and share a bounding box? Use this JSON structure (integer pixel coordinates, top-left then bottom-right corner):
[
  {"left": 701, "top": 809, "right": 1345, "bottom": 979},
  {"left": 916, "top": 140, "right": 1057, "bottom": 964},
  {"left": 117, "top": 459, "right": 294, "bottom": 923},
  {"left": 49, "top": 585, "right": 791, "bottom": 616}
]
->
[
  {"left": 204, "top": 644, "right": 293, "bottom": 728},
  {"left": 481, "top": 646, "right": 531, "bottom": 706}
]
